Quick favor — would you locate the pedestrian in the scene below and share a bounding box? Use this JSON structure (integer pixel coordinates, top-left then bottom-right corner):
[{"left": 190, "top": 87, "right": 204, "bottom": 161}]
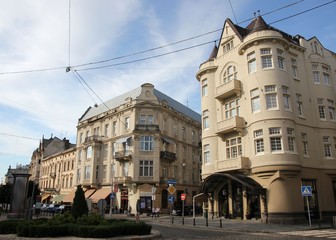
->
[{"left": 155, "top": 207, "right": 160, "bottom": 219}]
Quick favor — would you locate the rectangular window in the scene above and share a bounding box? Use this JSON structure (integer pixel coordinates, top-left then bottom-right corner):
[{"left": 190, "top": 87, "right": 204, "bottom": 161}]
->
[
  {"left": 322, "top": 66, "right": 331, "bottom": 85},
  {"left": 312, "top": 64, "right": 320, "bottom": 84},
  {"left": 282, "top": 86, "right": 290, "bottom": 110},
  {"left": 147, "top": 115, "right": 154, "bottom": 124},
  {"left": 140, "top": 136, "right": 154, "bottom": 151},
  {"left": 112, "top": 121, "right": 117, "bottom": 135},
  {"left": 202, "top": 79, "right": 208, "bottom": 97},
  {"left": 291, "top": 58, "right": 298, "bottom": 78},
  {"left": 287, "top": 128, "right": 295, "bottom": 152},
  {"left": 328, "top": 100, "right": 336, "bottom": 121},
  {"left": 269, "top": 127, "right": 282, "bottom": 152},
  {"left": 296, "top": 94, "right": 303, "bottom": 116},
  {"left": 277, "top": 49, "right": 285, "bottom": 69},
  {"left": 203, "top": 144, "right": 210, "bottom": 164},
  {"left": 86, "top": 146, "right": 92, "bottom": 159},
  {"left": 254, "top": 129, "right": 264, "bottom": 154},
  {"left": 203, "top": 110, "right": 209, "bottom": 129},
  {"left": 317, "top": 98, "right": 326, "bottom": 119},
  {"left": 84, "top": 166, "right": 91, "bottom": 180},
  {"left": 260, "top": 48, "right": 273, "bottom": 69},
  {"left": 250, "top": 88, "right": 260, "bottom": 113},
  {"left": 124, "top": 117, "right": 130, "bottom": 130},
  {"left": 139, "top": 160, "right": 153, "bottom": 177},
  {"left": 163, "top": 118, "right": 167, "bottom": 131},
  {"left": 247, "top": 51, "right": 257, "bottom": 73},
  {"left": 226, "top": 137, "right": 242, "bottom": 159},
  {"left": 140, "top": 115, "right": 146, "bottom": 124},
  {"left": 302, "top": 133, "right": 308, "bottom": 156},
  {"left": 104, "top": 124, "right": 109, "bottom": 137},
  {"left": 225, "top": 99, "right": 240, "bottom": 119},
  {"left": 323, "top": 136, "right": 332, "bottom": 157},
  {"left": 265, "top": 85, "right": 277, "bottom": 110}
]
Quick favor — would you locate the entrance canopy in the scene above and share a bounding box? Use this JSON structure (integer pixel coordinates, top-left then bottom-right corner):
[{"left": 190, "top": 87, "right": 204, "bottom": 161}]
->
[{"left": 202, "top": 173, "right": 266, "bottom": 195}]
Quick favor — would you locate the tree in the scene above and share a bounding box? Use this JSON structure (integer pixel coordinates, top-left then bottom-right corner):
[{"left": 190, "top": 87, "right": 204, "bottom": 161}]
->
[
  {"left": 72, "top": 185, "right": 88, "bottom": 219},
  {"left": 0, "top": 183, "right": 12, "bottom": 211},
  {"left": 27, "top": 181, "right": 40, "bottom": 203}
]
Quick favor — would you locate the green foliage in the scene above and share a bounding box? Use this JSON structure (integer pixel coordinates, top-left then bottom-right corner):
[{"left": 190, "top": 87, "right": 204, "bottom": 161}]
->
[
  {"left": 0, "top": 183, "right": 12, "bottom": 205},
  {"left": 71, "top": 185, "right": 88, "bottom": 219},
  {"left": 0, "top": 220, "right": 21, "bottom": 234},
  {"left": 0, "top": 215, "right": 152, "bottom": 238}
]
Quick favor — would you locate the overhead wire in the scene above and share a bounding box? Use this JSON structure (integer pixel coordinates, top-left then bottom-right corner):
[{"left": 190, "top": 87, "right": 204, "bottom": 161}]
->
[
  {"left": 228, "top": 0, "right": 238, "bottom": 24},
  {"left": 0, "top": 0, "right": 334, "bottom": 75},
  {"left": 0, "top": 132, "right": 40, "bottom": 141},
  {"left": 68, "top": 0, "right": 72, "bottom": 67}
]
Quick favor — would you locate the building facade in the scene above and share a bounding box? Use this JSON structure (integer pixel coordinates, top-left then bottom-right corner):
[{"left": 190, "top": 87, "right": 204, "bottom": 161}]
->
[
  {"left": 196, "top": 16, "right": 336, "bottom": 223},
  {"left": 74, "top": 83, "right": 202, "bottom": 214}
]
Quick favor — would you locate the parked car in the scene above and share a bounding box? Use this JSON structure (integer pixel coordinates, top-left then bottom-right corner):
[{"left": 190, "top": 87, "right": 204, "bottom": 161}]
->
[
  {"left": 56, "top": 205, "right": 72, "bottom": 214},
  {"left": 45, "top": 204, "right": 60, "bottom": 213},
  {"left": 171, "top": 205, "right": 202, "bottom": 216}
]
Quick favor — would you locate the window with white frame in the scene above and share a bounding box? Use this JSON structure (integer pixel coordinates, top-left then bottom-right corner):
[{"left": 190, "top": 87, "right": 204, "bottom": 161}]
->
[
  {"left": 203, "top": 144, "right": 210, "bottom": 164},
  {"left": 322, "top": 66, "right": 331, "bottom": 85},
  {"left": 301, "top": 133, "right": 308, "bottom": 156},
  {"left": 296, "top": 94, "right": 303, "bottom": 116},
  {"left": 103, "top": 144, "right": 108, "bottom": 159},
  {"left": 223, "top": 40, "right": 234, "bottom": 53},
  {"left": 287, "top": 128, "right": 295, "bottom": 152},
  {"left": 203, "top": 110, "right": 209, "bottom": 129},
  {"left": 328, "top": 100, "right": 336, "bottom": 121},
  {"left": 124, "top": 117, "right": 130, "bottom": 130},
  {"left": 282, "top": 86, "right": 291, "bottom": 110},
  {"left": 140, "top": 115, "right": 154, "bottom": 125},
  {"left": 323, "top": 136, "right": 332, "bottom": 157},
  {"left": 140, "top": 136, "right": 154, "bottom": 151},
  {"left": 139, "top": 160, "right": 153, "bottom": 176},
  {"left": 260, "top": 48, "right": 273, "bottom": 69},
  {"left": 291, "top": 58, "right": 298, "bottom": 78},
  {"left": 84, "top": 165, "right": 91, "bottom": 180},
  {"left": 226, "top": 137, "right": 242, "bottom": 159},
  {"left": 86, "top": 146, "right": 92, "bottom": 159},
  {"left": 317, "top": 98, "right": 326, "bottom": 120},
  {"left": 277, "top": 49, "right": 285, "bottom": 70},
  {"left": 202, "top": 78, "right": 208, "bottom": 97},
  {"left": 269, "top": 127, "right": 282, "bottom": 152},
  {"left": 265, "top": 85, "right": 278, "bottom": 110},
  {"left": 250, "top": 88, "right": 260, "bottom": 113},
  {"left": 312, "top": 64, "right": 320, "bottom": 84},
  {"left": 223, "top": 65, "right": 237, "bottom": 83},
  {"left": 225, "top": 99, "right": 240, "bottom": 119},
  {"left": 247, "top": 51, "right": 257, "bottom": 73},
  {"left": 112, "top": 121, "right": 117, "bottom": 136},
  {"left": 254, "top": 129, "right": 264, "bottom": 154},
  {"left": 112, "top": 142, "right": 116, "bottom": 157},
  {"left": 104, "top": 124, "right": 109, "bottom": 137}
]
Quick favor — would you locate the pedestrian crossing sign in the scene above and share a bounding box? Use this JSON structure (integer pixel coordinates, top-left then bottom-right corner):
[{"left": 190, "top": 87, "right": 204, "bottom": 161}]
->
[{"left": 301, "top": 186, "right": 312, "bottom": 196}]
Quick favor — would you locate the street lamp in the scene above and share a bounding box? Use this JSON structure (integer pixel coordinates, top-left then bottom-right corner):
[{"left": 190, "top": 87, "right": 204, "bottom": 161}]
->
[{"left": 109, "top": 159, "right": 115, "bottom": 217}]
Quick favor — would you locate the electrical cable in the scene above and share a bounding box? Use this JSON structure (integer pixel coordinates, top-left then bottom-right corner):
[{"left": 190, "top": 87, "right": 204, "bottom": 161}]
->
[
  {"left": 228, "top": 0, "right": 238, "bottom": 24},
  {"left": 68, "top": 0, "right": 72, "bottom": 67},
  {"left": 0, "top": 132, "right": 40, "bottom": 141}
]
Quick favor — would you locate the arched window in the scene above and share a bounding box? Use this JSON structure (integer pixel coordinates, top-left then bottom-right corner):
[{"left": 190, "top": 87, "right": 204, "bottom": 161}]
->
[{"left": 223, "top": 65, "right": 237, "bottom": 83}]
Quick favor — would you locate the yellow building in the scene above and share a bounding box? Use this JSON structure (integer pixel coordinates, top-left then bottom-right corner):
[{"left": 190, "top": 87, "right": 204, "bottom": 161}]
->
[
  {"left": 196, "top": 16, "right": 336, "bottom": 223},
  {"left": 74, "top": 83, "right": 202, "bottom": 214}
]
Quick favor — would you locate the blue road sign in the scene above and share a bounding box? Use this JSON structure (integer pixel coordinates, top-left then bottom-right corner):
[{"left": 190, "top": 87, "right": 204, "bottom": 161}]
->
[
  {"left": 168, "top": 195, "right": 175, "bottom": 204},
  {"left": 167, "top": 179, "right": 177, "bottom": 185},
  {"left": 110, "top": 192, "right": 115, "bottom": 199},
  {"left": 301, "top": 186, "right": 312, "bottom": 197}
]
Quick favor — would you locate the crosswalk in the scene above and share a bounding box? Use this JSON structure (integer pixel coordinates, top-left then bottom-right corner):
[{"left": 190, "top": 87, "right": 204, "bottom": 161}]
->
[{"left": 279, "top": 229, "right": 336, "bottom": 239}]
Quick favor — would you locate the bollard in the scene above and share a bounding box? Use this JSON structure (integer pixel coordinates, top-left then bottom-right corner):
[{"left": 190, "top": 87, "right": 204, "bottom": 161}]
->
[
  {"left": 171, "top": 216, "right": 174, "bottom": 224},
  {"left": 220, "top": 218, "right": 222, "bottom": 228},
  {"left": 182, "top": 216, "right": 184, "bottom": 225},
  {"left": 205, "top": 210, "right": 208, "bottom": 227},
  {"left": 193, "top": 217, "right": 195, "bottom": 226}
]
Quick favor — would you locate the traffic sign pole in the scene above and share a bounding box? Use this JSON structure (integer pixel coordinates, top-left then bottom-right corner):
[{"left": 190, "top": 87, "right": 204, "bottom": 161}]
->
[{"left": 306, "top": 196, "right": 311, "bottom": 227}]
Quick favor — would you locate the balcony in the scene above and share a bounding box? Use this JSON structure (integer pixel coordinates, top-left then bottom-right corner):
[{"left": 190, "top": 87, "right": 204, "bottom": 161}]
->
[
  {"left": 216, "top": 116, "right": 245, "bottom": 135},
  {"left": 114, "top": 150, "right": 133, "bottom": 161},
  {"left": 134, "top": 124, "right": 160, "bottom": 132},
  {"left": 217, "top": 157, "right": 250, "bottom": 171},
  {"left": 215, "top": 79, "right": 241, "bottom": 100},
  {"left": 113, "top": 176, "right": 133, "bottom": 185},
  {"left": 84, "top": 135, "right": 103, "bottom": 144},
  {"left": 160, "top": 151, "right": 177, "bottom": 162}
]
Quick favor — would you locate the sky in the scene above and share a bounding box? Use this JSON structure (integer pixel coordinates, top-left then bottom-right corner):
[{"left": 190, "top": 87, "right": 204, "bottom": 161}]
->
[{"left": 0, "top": 0, "right": 335, "bottom": 182}]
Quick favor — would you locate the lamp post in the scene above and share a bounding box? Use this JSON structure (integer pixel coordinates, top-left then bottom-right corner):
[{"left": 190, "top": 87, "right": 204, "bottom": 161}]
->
[{"left": 109, "top": 159, "right": 115, "bottom": 217}]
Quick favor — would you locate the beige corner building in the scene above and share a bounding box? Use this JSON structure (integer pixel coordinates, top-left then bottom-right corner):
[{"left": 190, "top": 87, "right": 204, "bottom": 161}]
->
[
  {"left": 74, "top": 83, "right": 201, "bottom": 214},
  {"left": 196, "top": 16, "right": 336, "bottom": 223}
]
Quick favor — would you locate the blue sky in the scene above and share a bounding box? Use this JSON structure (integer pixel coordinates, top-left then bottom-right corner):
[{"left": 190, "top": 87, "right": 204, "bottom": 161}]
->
[{"left": 0, "top": 0, "right": 335, "bottom": 182}]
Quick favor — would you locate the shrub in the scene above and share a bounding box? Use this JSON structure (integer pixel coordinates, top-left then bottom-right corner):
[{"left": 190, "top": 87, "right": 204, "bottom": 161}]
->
[
  {"left": 123, "top": 221, "right": 152, "bottom": 235},
  {"left": 0, "top": 220, "right": 21, "bottom": 234},
  {"left": 72, "top": 185, "right": 88, "bottom": 219},
  {"left": 76, "top": 213, "right": 107, "bottom": 226}
]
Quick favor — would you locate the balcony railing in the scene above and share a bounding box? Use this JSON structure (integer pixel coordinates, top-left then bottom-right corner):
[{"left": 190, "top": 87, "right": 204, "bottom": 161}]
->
[
  {"left": 217, "top": 157, "right": 250, "bottom": 171},
  {"left": 215, "top": 79, "right": 241, "bottom": 100},
  {"left": 160, "top": 151, "right": 176, "bottom": 162},
  {"left": 114, "top": 150, "right": 133, "bottom": 161},
  {"left": 84, "top": 135, "right": 103, "bottom": 143},
  {"left": 113, "top": 176, "right": 133, "bottom": 185},
  {"left": 134, "top": 124, "right": 160, "bottom": 132},
  {"left": 216, "top": 116, "right": 245, "bottom": 135}
]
